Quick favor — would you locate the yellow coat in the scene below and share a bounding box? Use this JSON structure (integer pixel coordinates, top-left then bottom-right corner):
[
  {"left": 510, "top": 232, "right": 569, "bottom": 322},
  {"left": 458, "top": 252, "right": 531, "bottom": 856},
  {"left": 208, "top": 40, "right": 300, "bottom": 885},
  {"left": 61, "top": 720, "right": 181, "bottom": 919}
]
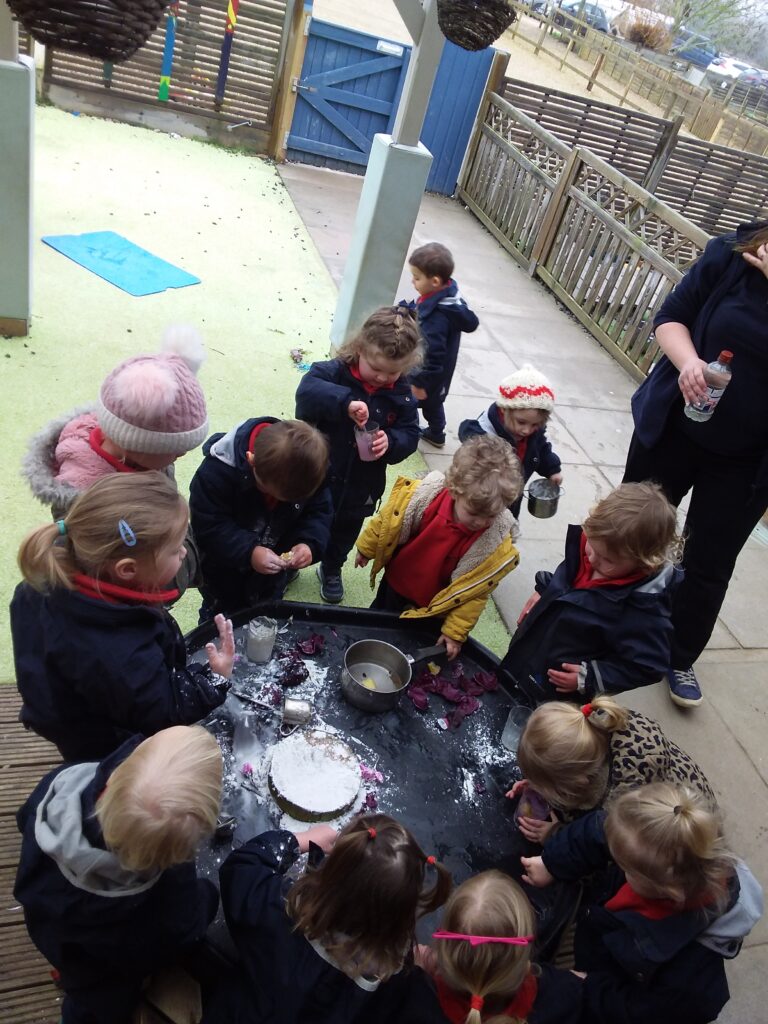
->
[{"left": 356, "top": 473, "right": 520, "bottom": 643}]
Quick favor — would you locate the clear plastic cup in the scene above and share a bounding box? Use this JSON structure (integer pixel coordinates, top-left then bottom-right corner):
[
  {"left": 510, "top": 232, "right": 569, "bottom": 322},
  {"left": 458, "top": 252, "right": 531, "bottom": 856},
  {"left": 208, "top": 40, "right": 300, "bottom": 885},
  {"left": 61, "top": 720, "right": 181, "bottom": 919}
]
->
[
  {"left": 355, "top": 420, "right": 379, "bottom": 462},
  {"left": 501, "top": 704, "right": 532, "bottom": 752},
  {"left": 246, "top": 616, "right": 277, "bottom": 663}
]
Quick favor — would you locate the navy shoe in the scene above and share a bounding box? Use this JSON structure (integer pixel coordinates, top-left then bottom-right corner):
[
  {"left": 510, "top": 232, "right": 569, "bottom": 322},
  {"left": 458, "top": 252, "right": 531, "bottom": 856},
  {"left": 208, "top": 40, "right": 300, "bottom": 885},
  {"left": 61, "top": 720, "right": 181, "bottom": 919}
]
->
[
  {"left": 667, "top": 667, "right": 703, "bottom": 708},
  {"left": 316, "top": 564, "right": 344, "bottom": 604},
  {"left": 419, "top": 427, "right": 446, "bottom": 448},
  {"left": 284, "top": 569, "right": 299, "bottom": 585}
]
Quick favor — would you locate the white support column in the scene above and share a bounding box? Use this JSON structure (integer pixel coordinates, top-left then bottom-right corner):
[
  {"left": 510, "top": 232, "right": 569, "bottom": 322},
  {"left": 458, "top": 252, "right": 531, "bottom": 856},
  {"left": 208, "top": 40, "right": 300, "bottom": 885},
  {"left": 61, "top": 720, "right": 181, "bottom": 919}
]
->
[
  {"left": 0, "top": 1, "right": 34, "bottom": 337},
  {"left": 330, "top": 0, "right": 445, "bottom": 346}
]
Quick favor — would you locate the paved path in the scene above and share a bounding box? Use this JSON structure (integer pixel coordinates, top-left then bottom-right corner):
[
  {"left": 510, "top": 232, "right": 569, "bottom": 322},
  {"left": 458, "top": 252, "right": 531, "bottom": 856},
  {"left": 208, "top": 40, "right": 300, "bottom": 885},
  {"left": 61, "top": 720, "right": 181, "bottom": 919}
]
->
[{"left": 279, "top": 160, "right": 768, "bottom": 1022}]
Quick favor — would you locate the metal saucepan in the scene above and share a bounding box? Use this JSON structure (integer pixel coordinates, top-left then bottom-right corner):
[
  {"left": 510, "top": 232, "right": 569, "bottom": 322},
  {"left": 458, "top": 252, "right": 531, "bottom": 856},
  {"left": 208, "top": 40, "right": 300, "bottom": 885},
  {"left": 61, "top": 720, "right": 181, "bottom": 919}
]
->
[
  {"left": 341, "top": 640, "right": 447, "bottom": 712},
  {"left": 525, "top": 478, "right": 564, "bottom": 519}
]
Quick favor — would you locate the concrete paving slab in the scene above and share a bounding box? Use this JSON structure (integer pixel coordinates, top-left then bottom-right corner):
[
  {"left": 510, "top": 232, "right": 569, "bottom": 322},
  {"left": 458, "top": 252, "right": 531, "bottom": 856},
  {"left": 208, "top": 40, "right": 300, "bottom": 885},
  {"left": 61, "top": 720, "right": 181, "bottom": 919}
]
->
[
  {"left": 524, "top": 350, "right": 634, "bottom": 412},
  {"left": 554, "top": 405, "right": 636, "bottom": 467},
  {"left": 719, "top": 945, "right": 768, "bottom": 1024},
  {"left": 718, "top": 538, "right": 768, "bottom": 649},
  {"left": 703, "top": 664, "right": 768, "bottom": 788},
  {"left": 451, "top": 344, "right": 519, "bottom": 395},
  {"left": 515, "top": 464, "right": 615, "bottom": 541},
  {"left": 493, "top": 538, "right": 563, "bottom": 633}
]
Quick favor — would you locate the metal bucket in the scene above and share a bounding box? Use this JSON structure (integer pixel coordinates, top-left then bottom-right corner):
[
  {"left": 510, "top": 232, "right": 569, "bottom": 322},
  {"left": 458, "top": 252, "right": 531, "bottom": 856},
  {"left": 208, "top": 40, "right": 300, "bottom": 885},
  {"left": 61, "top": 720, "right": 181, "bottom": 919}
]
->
[
  {"left": 525, "top": 478, "right": 564, "bottom": 519},
  {"left": 341, "top": 640, "right": 446, "bottom": 712}
]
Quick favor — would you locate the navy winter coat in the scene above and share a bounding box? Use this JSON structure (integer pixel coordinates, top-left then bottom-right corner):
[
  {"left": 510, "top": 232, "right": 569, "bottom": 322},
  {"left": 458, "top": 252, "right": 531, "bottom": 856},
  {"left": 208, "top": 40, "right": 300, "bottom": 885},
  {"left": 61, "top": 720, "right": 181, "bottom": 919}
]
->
[
  {"left": 633, "top": 223, "right": 768, "bottom": 483},
  {"left": 295, "top": 359, "right": 419, "bottom": 513},
  {"left": 205, "top": 830, "right": 443, "bottom": 1024},
  {"left": 406, "top": 280, "right": 479, "bottom": 398},
  {"left": 14, "top": 738, "right": 218, "bottom": 1024},
  {"left": 10, "top": 582, "right": 228, "bottom": 761},
  {"left": 189, "top": 417, "right": 334, "bottom": 609},
  {"left": 540, "top": 813, "right": 762, "bottom": 1024},
  {"left": 500, "top": 525, "right": 677, "bottom": 701}
]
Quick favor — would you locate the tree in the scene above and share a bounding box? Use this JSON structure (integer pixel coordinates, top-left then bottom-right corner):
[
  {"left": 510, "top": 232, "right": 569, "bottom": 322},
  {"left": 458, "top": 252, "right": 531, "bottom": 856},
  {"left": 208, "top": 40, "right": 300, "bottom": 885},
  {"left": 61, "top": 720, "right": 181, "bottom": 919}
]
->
[{"left": 655, "top": 0, "right": 755, "bottom": 46}]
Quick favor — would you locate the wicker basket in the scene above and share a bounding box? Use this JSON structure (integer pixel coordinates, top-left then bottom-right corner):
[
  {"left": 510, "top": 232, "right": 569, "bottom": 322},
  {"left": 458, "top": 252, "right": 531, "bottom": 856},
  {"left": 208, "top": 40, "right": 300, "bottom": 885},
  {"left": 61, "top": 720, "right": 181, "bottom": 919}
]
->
[
  {"left": 437, "top": 0, "right": 516, "bottom": 51},
  {"left": 6, "top": 0, "right": 171, "bottom": 63}
]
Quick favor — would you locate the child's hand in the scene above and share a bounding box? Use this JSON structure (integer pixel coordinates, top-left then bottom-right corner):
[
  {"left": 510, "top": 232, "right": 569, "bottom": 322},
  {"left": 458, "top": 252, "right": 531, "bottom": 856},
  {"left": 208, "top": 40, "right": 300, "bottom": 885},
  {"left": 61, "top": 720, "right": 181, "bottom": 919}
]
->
[
  {"left": 547, "top": 663, "right": 581, "bottom": 692},
  {"left": 206, "top": 614, "right": 235, "bottom": 678},
  {"left": 517, "top": 812, "right": 558, "bottom": 845},
  {"left": 296, "top": 824, "right": 337, "bottom": 854},
  {"left": 370, "top": 430, "right": 389, "bottom": 459},
  {"left": 548, "top": 472, "right": 563, "bottom": 486},
  {"left": 438, "top": 634, "right": 462, "bottom": 660},
  {"left": 517, "top": 591, "right": 541, "bottom": 625},
  {"left": 348, "top": 400, "right": 369, "bottom": 425},
  {"left": 505, "top": 779, "right": 528, "bottom": 800},
  {"left": 520, "top": 855, "right": 554, "bottom": 888},
  {"left": 251, "top": 546, "right": 286, "bottom": 575},
  {"left": 411, "top": 385, "right": 428, "bottom": 402},
  {"left": 743, "top": 242, "right": 768, "bottom": 281},
  {"left": 354, "top": 551, "right": 370, "bottom": 568},
  {"left": 285, "top": 543, "right": 312, "bottom": 570}
]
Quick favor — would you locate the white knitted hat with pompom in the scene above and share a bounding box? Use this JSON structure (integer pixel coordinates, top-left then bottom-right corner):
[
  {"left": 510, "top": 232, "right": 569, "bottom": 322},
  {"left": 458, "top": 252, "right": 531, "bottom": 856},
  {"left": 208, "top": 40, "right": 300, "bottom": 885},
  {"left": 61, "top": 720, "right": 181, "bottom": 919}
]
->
[
  {"left": 497, "top": 364, "right": 555, "bottom": 412},
  {"left": 97, "top": 326, "right": 209, "bottom": 455}
]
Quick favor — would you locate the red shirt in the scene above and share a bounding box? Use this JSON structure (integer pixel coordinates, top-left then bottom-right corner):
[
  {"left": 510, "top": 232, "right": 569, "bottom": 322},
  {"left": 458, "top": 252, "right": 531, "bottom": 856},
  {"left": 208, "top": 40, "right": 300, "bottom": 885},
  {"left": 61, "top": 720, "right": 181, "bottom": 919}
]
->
[
  {"left": 349, "top": 362, "right": 396, "bottom": 396},
  {"left": 572, "top": 532, "right": 649, "bottom": 590},
  {"left": 385, "top": 488, "right": 485, "bottom": 607},
  {"left": 435, "top": 972, "right": 537, "bottom": 1024}
]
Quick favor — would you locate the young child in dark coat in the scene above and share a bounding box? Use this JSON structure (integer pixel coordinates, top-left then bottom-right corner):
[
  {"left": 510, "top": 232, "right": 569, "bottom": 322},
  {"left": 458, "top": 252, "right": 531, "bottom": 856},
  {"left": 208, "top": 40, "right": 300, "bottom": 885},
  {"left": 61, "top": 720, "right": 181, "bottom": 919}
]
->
[
  {"left": 404, "top": 242, "right": 479, "bottom": 448},
  {"left": 414, "top": 870, "right": 583, "bottom": 1024},
  {"left": 14, "top": 726, "right": 223, "bottom": 1024},
  {"left": 459, "top": 364, "right": 562, "bottom": 518},
  {"left": 189, "top": 418, "right": 333, "bottom": 615},
  {"left": 203, "top": 814, "right": 452, "bottom": 1024},
  {"left": 295, "top": 306, "right": 423, "bottom": 604},
  {"left": 520, "top": 784, "right": 763, "bottom": 1024},
  {"left": 10, "top": 473, "right": 234, "bottom": 762},
  {"left": 501, "top": 483, "right": 681, "bottom": 704}
]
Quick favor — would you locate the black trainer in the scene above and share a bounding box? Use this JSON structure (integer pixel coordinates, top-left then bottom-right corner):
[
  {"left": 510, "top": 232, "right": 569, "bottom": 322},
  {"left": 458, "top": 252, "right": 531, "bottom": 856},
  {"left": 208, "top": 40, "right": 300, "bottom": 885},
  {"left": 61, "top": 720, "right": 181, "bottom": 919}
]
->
[
  {"left": 316, "top": 564, "right": 344, "bottom": 603},
  {"left": 419, "top": 427, "right": 446, "bottom": 448}
]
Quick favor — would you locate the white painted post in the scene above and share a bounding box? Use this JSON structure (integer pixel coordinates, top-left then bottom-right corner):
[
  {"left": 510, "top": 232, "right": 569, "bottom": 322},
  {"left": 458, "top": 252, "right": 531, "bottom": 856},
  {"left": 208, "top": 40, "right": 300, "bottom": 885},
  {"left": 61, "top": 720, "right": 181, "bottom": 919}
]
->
[{"left": 330, "top": 0, "right": 445, "bottom": 347}]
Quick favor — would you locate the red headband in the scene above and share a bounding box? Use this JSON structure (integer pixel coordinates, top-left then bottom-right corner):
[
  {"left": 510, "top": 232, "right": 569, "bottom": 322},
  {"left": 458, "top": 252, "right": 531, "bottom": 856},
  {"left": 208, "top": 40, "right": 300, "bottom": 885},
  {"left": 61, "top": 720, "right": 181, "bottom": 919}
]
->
[
  {"left": 470, "top": 994, "right": 485, "bottom": 1011},
  {"left": 367, "top": 827, "right": 376, "bottom": 840},
  {"left": 581, "top": 703, "right": 593, "bottom": 717}
]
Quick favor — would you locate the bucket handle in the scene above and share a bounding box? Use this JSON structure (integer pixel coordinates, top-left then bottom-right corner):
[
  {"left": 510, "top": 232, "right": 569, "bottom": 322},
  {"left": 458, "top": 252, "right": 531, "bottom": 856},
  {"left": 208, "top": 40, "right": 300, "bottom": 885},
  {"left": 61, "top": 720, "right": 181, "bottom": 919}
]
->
[{"left": 523, "top": 482, "right": 565, "bottom": 498}]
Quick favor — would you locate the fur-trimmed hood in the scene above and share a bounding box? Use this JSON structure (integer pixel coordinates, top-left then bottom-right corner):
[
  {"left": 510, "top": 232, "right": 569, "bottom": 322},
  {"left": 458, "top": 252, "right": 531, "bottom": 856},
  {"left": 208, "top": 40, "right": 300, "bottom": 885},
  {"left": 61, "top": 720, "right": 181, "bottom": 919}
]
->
[{"left": 22, "top": 405, "right": 96, "bottom": 517}]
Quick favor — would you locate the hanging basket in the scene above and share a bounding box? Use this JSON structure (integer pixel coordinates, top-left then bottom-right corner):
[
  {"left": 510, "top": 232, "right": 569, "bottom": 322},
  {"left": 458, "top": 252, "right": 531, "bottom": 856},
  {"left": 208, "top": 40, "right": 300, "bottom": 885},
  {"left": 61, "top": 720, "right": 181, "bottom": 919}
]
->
[
  {"left": 437, "top": 0, "right": 516, "bottom": 51},
  {"left": 6, "top": 0, "right": 172, "bottom": 63}
]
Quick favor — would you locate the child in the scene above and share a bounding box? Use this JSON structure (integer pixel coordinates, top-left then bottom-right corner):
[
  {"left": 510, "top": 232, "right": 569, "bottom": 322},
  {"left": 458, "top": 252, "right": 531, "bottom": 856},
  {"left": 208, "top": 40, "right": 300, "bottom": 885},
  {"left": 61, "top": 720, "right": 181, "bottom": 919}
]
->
[
  {"left": 23, "top": 326, "right": 209, "bottom": 519},
  {"left": 203, "top": 814, "right": 452, "bottom": 1023},
  {"left": 355, "top": 435, "right": 522, "bottom": 659},
  {"left": 10, "top": 473, "right": 234, "bottom": 762},
  {"left": 521, "top": 784, "right": 764, "bottom": 1024},
  {"left": 14, "top": 726, "right": 222, "bottom": 1024},
  {"left": 403, "top": 242, "right": 479, "bottom": 448},
  {"left": 189, "top": 417, "right": 333, "bottom": 615},
  {"left": 501, "top": 482, "right": 681, "bottom": 703},
  {"left": 295, "top": 306, "right": 423, "bottom": 604},
  {"left": 507, "top": 695, "right": 716, "bottom": 845},
  {"left": 459, "top": 364, "right": 562, "bottom": 518},
  {"left": 414, "top": 870, "right": 582, "bottom": 1024}
]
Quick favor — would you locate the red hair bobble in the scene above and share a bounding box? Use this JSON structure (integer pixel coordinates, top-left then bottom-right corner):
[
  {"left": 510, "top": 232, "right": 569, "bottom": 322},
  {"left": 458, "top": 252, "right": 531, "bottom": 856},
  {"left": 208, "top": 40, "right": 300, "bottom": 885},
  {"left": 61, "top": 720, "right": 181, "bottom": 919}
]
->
[
  {"left": 470, "top": 994, "right": 485, "bottom": 1011},
  {"left": 580, "top": 703, "right": 593, "bottom": 717},
  {"left": 367, "top": 827, "right": 377, "bottom": 840},
  {"left": 426, "top": 855, "right": 436, "bottom": 865}
]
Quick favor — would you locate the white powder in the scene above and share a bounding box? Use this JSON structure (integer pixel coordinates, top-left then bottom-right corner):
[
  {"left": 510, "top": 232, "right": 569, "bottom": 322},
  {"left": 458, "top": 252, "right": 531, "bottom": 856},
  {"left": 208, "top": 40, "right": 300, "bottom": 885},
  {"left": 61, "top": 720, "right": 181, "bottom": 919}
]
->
[{"left": 269, "top": 730, "right": 361, "bottom": 818}]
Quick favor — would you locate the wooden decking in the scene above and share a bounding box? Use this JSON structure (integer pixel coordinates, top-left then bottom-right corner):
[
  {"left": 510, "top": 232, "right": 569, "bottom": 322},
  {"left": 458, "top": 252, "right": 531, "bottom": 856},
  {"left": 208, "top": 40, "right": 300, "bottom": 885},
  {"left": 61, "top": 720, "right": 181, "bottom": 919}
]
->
[{"left": 0, "top": 687, "right": 62, "bottom": 1024}]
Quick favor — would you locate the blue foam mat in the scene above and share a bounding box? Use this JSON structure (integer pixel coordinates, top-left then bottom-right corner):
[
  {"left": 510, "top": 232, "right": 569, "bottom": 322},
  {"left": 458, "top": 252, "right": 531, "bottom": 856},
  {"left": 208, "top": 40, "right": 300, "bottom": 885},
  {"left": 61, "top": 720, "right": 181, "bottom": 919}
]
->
[{"left": 42, "top": 231, "right": 200, "bottom": 296}]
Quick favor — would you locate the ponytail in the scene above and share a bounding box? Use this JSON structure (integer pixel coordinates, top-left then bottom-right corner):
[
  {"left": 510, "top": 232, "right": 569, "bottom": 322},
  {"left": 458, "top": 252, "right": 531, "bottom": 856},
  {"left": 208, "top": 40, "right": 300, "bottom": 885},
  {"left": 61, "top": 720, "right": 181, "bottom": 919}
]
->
[
  {"left": 584, "top": 694, "right": 629, "bottom": 732},
  {"left": 18, "top": 521, "right": 79, "bottom": 591}
]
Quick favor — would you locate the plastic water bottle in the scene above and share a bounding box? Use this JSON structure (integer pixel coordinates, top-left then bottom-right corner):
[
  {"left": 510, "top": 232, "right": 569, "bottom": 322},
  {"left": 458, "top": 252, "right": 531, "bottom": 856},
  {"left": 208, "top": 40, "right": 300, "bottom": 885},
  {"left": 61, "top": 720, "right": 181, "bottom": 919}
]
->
[{"left": 684, "top": 350, "right": 733, "bottom": 422}]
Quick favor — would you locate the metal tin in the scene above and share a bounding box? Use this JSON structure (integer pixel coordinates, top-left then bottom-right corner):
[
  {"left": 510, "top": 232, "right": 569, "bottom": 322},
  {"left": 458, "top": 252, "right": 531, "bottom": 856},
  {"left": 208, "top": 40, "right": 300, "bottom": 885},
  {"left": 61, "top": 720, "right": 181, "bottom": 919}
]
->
[{"left": 525, "top": 479, "right": 564, "bottom": 519}]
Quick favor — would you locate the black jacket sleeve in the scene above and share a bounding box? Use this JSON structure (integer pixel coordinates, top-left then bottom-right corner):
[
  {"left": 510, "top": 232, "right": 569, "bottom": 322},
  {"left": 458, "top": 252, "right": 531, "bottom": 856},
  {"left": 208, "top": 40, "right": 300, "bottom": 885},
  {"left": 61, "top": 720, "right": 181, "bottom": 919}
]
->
[
  {"left": 458, "top": 417, "right": 486, "bottom": 442},
  {"left": 542, "top": 810, "right": 610, "bottom": 881},
  {"left": 295, "top": 361, "right": 353, "bottom": 423},
  {"left": 282, "top": 484, "right": 335, "bottom": 563},
  {"left": 382, "top": 394, "right": 419, "bottom": 465},
  {"left": 582, "top": 606, "right": 673, "bottom": 697},
  {"left": 653, "top": 236, "right": 734, "bottom": 332},
  {"left": 411, "top": 312, "right": 451, "bottom": 393},
  {"left": 535, "top": 432, "right": 562, "bottom": 478},
  {"left": 220, "top": 830, "right": 300, "bottom": 930},
  {"left": 189, "top": 457, "right": 261, "bottom": 571}
]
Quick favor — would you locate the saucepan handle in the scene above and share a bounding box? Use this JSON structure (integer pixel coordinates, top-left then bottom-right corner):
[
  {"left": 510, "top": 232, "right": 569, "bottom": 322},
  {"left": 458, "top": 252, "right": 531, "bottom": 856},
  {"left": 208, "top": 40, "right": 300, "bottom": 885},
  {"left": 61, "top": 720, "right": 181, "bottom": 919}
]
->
[{"left": 406, "top": 644, "right": 450, "bottom": 668}]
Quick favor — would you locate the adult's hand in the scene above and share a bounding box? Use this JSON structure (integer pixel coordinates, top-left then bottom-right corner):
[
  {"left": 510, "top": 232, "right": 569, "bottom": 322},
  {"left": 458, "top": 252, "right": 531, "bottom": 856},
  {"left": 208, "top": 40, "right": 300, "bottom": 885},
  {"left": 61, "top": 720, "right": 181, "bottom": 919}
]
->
[
  {"left": 743, "top": 242, "right": 768, "bottom": 281},
  {"left": 678, "top": 357, "right": 709, "bottom": 406}
]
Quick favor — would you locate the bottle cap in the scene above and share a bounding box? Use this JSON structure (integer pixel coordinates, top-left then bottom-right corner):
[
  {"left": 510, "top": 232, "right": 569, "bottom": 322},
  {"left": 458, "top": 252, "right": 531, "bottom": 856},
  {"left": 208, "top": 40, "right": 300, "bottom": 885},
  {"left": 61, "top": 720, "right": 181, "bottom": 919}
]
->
[{"left": 718, "top": 350, "right": 733, "bottom": 363}]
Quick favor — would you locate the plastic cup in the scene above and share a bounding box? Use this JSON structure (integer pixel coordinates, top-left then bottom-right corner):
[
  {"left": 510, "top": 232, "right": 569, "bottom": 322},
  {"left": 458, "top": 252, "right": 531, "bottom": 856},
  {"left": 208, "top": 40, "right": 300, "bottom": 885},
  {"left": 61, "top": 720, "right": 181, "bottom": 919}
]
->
[
  {"left": 513, "top": 787, "right": 551, "bottom": 826},
  {"left": 500, "top": 704, "right": 532, "bottom": 752},
  {"left": 355, "top": 420, "right": 380, "bottom": 462},
  {"left": 246, "top": 616, "right": 277, "bottom": 663}
]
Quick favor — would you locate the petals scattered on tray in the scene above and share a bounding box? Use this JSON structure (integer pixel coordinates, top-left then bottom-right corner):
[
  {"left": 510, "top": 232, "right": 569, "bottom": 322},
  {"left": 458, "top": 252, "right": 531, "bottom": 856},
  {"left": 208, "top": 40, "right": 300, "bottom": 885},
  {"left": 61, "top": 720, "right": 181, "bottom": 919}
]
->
[
  {"left": 296, "top": 633, "right": 326, "bottom": 656},
  {"left": 277, "top": 650, "right": 310, "bottom": 687},
  {"left": 407, "top": 663, "right": 497, "bottom": 728}
]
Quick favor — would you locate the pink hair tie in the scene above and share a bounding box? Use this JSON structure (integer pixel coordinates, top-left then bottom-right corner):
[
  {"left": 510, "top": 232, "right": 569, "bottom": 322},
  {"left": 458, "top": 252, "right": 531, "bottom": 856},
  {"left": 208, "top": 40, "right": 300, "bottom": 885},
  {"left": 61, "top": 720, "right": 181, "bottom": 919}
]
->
[
  {"left": 432, "top": 930, "right": 534, "bottom": 947},
  {"left": 470, "top": 994, "right": 484, "bottom": 1011},
  {"left": 581, "top": 703, "right": 593, "bottom": 717}
]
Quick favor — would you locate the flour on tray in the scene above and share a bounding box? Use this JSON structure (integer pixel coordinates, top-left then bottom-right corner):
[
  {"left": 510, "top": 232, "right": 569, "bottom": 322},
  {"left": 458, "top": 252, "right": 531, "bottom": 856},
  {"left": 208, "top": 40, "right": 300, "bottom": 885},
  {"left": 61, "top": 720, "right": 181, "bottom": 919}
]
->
[{"left": 269, "top": 730, "right": 361, "bottom": 820}]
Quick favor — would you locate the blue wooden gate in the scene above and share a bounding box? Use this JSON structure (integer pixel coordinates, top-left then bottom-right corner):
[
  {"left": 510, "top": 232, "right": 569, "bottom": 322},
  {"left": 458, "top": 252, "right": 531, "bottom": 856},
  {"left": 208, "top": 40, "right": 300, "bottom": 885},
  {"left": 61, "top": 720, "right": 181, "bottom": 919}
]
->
[{"left": 287, "top": 19, "right": 495, "bottom": 196}]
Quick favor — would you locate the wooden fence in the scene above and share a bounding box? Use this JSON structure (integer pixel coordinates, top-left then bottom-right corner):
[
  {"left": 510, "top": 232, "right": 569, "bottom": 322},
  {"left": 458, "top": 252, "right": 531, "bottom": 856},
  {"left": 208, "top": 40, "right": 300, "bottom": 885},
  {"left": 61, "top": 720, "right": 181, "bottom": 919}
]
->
[
  {"left": 41, "top": 0, "right": 293, "bottom": 150},
  {"left": 505, "top": 2, "right": 768, "bottom": 156},
  {"left": 502, "top": 78, "right": 768, "bottom": 237},
  {"left": 458, "top": 91, "right": 710, "bottom": 381}
]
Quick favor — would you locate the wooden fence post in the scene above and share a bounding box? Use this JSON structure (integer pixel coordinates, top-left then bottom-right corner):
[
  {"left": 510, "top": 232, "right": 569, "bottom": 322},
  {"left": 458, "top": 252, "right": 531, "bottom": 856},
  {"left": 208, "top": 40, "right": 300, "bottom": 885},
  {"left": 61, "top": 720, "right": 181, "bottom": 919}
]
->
[
  {"left": 529, "top": 146, "right": 582, "bottom": 275},
  {"left": 269, "top": 1, "right": 310, "bottom": 160},
  {"left": 456, "top": 51, "right": 509, "bottom": 194},
  {"left": 641, "top": 114, "right": 682, "bottom": 193},
  {"left": 586, "top": 52, "right": 604, "bottom": 92}
]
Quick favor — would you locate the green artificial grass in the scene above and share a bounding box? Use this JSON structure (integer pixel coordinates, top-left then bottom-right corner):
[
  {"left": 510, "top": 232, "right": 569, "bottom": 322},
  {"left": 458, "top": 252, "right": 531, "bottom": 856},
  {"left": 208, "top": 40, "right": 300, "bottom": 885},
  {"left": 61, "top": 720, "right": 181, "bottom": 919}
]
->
[{"left": 1, "top": 106, "right": 510, "bottom": 685}]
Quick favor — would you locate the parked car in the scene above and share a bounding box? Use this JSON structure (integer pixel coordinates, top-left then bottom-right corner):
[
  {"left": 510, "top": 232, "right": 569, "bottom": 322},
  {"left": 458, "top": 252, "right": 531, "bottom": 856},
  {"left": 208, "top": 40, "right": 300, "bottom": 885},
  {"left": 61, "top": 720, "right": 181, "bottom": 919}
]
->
[
  {"left": 553, "top": 1, "right": 610, "bottom": 34},
  {"left": 738, "top": 67, "right": 768, "bottom": 89},
  {"left": 672, "top": 28, "right": 718, "bottom": 68},
  {"left": 707, "top": 56, "right": 757, "bottom": 80},
  {"left": 524, "top": 0, "right": 550, "bottom": 13}
]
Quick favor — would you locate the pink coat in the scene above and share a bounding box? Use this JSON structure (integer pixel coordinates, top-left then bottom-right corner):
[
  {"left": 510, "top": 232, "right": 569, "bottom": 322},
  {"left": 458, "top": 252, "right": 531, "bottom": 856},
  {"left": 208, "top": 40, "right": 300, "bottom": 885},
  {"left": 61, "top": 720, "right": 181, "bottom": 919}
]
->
[{"left": 53, "top": 412, "right": 117, "bottom": 490}]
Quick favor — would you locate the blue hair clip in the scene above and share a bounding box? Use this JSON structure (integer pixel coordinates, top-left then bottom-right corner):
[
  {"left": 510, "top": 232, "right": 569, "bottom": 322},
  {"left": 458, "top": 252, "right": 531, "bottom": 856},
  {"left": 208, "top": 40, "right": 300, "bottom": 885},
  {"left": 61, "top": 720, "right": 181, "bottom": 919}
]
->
[
  {"left": 118, "top": 519, "right": 137, "bottom": 547},
  {"left": 55, "top": 520, "right": 67, "bottom": 536}
]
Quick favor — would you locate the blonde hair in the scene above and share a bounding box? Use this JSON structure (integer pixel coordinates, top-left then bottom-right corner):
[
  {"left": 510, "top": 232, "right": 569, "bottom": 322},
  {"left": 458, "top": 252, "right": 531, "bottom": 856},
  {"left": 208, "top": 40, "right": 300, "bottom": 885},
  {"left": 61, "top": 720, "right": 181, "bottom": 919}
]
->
[
  {"left": 583, "top": 482, "right": 681, "bottom": 571},
  {"left": 287, "top": 814, "right": 451, "bottom": 981},
  {"left": 336, "top": 306, "right": 424, "bottom": 373},
  {"left": 96, "top": 726, "right": 222, "bottom": 873},
  {"left": 436, "top": 871, "right": 535, "bottom": 1024},
  {"left": 446, "top": 435, "right": 523, "bottom": 518},
  {"left": 517, "top": 696, "right": 629, "bottom": 810},
  {"left": 605, "top": 783, "right": 734, "bottom": 910},
  {"left": 17, "top": 472, "right": 187, "bottom": 592}
]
